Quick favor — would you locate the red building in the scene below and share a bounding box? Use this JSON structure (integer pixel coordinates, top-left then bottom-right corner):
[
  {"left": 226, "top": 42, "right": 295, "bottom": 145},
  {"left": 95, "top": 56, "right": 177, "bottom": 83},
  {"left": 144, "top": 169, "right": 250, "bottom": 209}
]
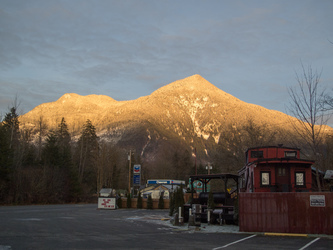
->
[{"left": 238, "top": 146, "right": 314, "bottom": 192}]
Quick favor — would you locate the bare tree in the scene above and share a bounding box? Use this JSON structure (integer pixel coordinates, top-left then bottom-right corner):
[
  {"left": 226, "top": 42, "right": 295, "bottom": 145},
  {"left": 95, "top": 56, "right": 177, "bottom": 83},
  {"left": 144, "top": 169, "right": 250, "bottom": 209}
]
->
[
  {"left": 322, "top": 40, "right": 333, "bottom": 110},
  {"left": 35, "top": 115, "right": 48, "bottom": 161},
  {"left": 288, "top": 64, "right": 330, "bottom": 191},
  {"left": 322, "top": 94, "right": 333, "bottom": 111}
]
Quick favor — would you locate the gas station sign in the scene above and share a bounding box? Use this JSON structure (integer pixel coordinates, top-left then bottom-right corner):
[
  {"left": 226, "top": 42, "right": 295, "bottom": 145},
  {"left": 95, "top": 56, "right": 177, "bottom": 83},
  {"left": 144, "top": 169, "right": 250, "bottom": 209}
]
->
[{"left": 133, "top": 165, "right": 141, "bottom": 186}]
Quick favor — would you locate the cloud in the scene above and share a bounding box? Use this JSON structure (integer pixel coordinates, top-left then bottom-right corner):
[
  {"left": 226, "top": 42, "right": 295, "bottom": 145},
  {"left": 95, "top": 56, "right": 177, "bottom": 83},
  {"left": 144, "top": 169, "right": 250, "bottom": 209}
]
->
[{"left": 0, "top": 0, "right": 333, "bottom": 118}]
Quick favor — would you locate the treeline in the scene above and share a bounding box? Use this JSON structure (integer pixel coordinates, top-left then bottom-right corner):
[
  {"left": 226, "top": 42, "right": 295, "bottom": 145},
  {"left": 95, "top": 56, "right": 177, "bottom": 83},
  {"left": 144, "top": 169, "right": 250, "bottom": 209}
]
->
[
  {"left": 0, "top": 107, "right": 196, "bottom": 205},
  {"left": 0, "top": 107, "right": 129, "bottom": 205},
  {"left": 1, "top": 106, "right": 332, "bottom": 204}
]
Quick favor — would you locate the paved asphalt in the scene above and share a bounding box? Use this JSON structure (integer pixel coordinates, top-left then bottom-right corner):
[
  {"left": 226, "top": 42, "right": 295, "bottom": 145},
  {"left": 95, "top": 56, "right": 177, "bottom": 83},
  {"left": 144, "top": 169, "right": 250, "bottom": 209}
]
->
[{"left": 0, "top": 204, "right": 332, "bottom": 249}]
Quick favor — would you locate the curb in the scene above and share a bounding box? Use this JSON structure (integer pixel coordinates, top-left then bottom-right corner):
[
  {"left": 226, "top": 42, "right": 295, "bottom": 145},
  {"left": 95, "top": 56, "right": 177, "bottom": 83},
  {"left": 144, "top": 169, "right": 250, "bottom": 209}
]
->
[{"left": 264, "top": 232, "right": 308, "bottom": 237}]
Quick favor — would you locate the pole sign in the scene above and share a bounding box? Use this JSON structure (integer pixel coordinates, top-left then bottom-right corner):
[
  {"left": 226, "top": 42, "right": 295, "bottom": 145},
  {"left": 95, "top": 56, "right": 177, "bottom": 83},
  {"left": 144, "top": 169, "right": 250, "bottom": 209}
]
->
[
  {"left": 133, "top": 165, "right": 141, "bottom": 186},
  {"left": 133, "top": 165, "right": 141, "bottom": 174},
  {"left": 133, "top": 175, "right": 140, "bottom": 185}
]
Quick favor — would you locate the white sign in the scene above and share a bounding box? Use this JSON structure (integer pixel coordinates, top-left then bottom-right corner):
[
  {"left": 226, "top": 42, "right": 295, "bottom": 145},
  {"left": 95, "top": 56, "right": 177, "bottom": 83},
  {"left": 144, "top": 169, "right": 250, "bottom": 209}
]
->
[
  {"left": 310, "top": 195, "right": 325, "bottom": 207},
  {"left": 98, "top": 198, "right": 116, "bottom": 209}
]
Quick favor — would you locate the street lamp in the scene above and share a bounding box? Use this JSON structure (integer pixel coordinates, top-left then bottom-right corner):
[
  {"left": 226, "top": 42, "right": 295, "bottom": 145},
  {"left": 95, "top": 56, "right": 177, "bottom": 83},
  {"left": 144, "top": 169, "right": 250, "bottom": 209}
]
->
[{"left": 206, "top": 165, "right": 212, "bottom": 174}]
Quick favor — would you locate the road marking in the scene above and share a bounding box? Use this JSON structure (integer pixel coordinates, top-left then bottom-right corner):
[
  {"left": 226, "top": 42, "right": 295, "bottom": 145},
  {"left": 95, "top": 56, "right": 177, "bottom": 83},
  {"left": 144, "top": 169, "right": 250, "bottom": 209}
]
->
[
  {"left": 0, "top": 246, "right": 12, "bottom": 250},
  {"left": 265, "top": 232, "right": 308, "bottom": 237},
  {"left": 15, "top": 218, "right": 42, "bottom": 221},
  {"left": 212, "top": 234, "right": 256, "bottom": 249},
  {"left": 299, "top": 237, "right": 320, "bottom": 250}
]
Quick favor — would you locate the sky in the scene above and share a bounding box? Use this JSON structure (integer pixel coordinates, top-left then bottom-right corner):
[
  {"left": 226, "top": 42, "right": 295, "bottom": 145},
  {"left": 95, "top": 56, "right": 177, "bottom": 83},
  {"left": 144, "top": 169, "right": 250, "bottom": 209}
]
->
[{"left": 1, "top": 0, "right": 333, "bottom": 125}]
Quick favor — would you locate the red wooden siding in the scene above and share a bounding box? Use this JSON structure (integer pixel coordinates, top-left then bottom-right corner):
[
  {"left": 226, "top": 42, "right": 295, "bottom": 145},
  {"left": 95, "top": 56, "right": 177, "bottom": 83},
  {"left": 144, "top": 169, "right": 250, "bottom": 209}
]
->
[
  {"left": 240, "top": 146, "right": 314, "bottom": 193},
  {"left": 239, "top": 193, "right": 333, "bottom": 235},
  {"left": 246, "top": 146, "right": 301, "bottom": 163}
]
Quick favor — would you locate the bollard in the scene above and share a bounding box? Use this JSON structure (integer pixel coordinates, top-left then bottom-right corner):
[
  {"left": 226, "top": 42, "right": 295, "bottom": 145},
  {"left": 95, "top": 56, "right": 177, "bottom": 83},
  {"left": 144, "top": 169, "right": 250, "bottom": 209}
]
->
[
  {"left": 189, "top": 208, "right": 192, "bottom": 216},
  {"left": 188, "top": 215, "right": 195, "bottom": 227},
  {"left": 174, "top": 213, "right": 179, "bottom": 226},
  {"left": 178, "top": 207, "right": 183, "bottom": 225}
]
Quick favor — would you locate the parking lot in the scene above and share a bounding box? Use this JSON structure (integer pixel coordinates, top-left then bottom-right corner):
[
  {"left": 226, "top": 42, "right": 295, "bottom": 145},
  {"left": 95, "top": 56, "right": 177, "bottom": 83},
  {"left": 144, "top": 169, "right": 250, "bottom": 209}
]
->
[{"left": 0, "top": 204, "right": 332, "bottom": 249}]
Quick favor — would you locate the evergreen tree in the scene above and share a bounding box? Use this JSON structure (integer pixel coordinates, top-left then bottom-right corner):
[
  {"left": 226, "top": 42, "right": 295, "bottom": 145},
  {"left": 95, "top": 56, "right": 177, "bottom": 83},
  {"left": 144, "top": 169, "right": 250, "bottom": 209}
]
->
[
  {"left": 117, "top": 195, "right": 123, "bottom": 208},
  {"left": 76, "top": 119, "right": 99, "bottom": 195},
  {"left": 2, "top": 107, "right": 20, "bottom": 151},
  {"left": 42, "top": 131, "right": 60, "bottom": 167},
  {"left": 158, "top": 192, "right": 164, "bottom": 209},
  {"left": 147, "top": 194, "right": 153, "bottom": 209},
  {"left": 41, "top": 130, "right": 65, "bottom": 203},
  {"left": 127, "top": 193, "right": 132, "bottom": 208},
  {"left": 137, "top": 191, "right": 142, "bottom": 209},
  {"left": 1, "top": 107, "right": 22, "bottom": 203},
  {"left": 0, "top": 122, "right": 13, "bottom": 204},
  {"left": 169, "top": 191, "right": 174, "bottom": 216},
  {"left": 56, "top": 118, "right": 72, "bottom": 168},
  {"left": 40, "top": 118, "right": 79, "bottom": 203},
  {"left": 173, "top": 186, "right": 184, "bottom": 216},
  {"left": 56, "top": 118, "right": 80, "bottom": 202},
  {"left": 2, "top": 107, "right": 22, "bottom": 170}
]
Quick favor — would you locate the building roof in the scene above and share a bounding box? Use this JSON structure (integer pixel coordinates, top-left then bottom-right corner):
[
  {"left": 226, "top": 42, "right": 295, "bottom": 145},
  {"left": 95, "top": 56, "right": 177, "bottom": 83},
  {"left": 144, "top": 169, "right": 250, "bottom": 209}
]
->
[
  {"left": 189, "top": 173, "right": 239, "bottom": 181},
  {"left": 140, "top": 185, "right": 169, "bottom": 194},
  {"left": 246, "top": 145, "right": 300, "bottom": 152},
  {"left": 255, "top": 158, "right": 315, "bottom": 165}
]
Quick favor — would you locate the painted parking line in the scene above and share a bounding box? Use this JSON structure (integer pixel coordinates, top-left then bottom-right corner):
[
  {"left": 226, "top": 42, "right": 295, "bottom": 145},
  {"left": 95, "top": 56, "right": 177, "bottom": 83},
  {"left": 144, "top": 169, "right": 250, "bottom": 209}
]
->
[
  {"left": 265, "top": 232, "right": 308, "bottom": 237},
  {"left": 299, "top": 237, "right": 320, "bottom": 250},
  {"left": 212, "top": 234, "right": 256, "bottom": 250}
]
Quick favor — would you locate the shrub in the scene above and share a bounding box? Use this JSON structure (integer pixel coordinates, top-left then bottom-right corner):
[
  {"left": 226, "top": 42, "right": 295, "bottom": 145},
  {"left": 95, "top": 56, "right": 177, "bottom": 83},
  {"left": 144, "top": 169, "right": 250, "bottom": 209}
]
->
[
  {"left": 169, "top": 192, "right": 174, "bottom": 216},
  {"left": 169, "top": 186, "right": 184, "bottom": 216},
  {"left": 147, "top": 195, "right": 153, "bottom": 209},
  {"left": 137, "top": 192, "right": 142, "bottom": 209},
  {"left": 117, "top": 196, "right": 122, "bottom": 208},
  {"left": 158, "top": 192, "right": 164, "bottom": 209},
  {"left": 174, "top": 186, "right": 184, "bottom": 215},
  {"left": 126, "top": 193, "right": 131, "bottom": 208}
]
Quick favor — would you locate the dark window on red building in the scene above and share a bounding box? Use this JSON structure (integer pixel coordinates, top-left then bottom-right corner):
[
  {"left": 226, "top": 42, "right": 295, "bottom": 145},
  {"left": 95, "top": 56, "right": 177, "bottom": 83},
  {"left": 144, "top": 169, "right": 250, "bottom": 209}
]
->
[
  {"left": 285, "top": 151, "right": 297, "bottom": 158},
  {"left": 260, "top": 171, "right": 270, "bottom": 186},
  {"left": 278, "top": 167, "right": 286, "bottom": 176},
  {"left": 251, "top": 150, "right": 263, "bottom": 158}
]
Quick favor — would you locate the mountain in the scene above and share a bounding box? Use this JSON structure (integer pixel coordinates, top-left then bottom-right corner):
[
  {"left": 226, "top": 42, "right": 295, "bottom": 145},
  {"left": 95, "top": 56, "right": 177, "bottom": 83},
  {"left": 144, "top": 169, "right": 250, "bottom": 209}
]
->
[{"left": 19, "top": 74, "right": 332, "bottom": 164}]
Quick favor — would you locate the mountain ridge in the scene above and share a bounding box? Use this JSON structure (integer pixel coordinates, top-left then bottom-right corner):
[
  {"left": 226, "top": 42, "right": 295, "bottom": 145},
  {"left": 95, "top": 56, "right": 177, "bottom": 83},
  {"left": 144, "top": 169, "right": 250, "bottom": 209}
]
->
[{"left": 19, "top": 74, "right": 332, "bottom": 164}]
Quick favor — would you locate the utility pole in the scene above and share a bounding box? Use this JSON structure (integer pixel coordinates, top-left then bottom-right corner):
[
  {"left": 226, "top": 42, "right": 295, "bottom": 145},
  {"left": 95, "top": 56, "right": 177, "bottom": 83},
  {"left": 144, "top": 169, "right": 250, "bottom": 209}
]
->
[
  {"left": 128, "top": 150, "right": 131, "bottom": 195},
  {"left": 195, "top": 147, "right": 197, "bottom": 175}
]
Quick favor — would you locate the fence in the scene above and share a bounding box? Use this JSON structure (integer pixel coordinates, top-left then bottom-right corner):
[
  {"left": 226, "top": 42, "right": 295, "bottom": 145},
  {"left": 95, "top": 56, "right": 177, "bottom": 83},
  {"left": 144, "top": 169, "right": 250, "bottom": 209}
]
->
[{"left": 239, "top": 192, "right": 333, "bottom": 235}]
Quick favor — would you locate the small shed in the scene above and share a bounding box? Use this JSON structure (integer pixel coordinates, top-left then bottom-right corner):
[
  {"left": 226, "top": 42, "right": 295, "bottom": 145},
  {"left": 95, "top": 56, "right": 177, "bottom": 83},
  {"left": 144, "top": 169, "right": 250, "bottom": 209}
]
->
[{"left": 140, "top": 185, "right": 170, "bottom": 199}]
